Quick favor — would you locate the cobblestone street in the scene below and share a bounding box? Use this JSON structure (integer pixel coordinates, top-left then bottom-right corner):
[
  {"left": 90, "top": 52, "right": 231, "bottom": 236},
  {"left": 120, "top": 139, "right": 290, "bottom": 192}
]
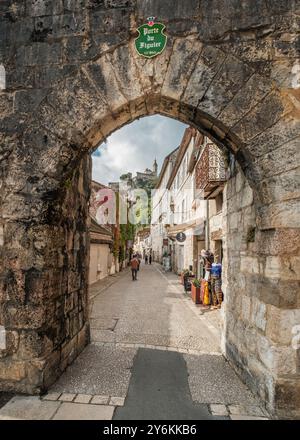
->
[{"left": 0, "top": 264, "right": 269, "bottom": 420}]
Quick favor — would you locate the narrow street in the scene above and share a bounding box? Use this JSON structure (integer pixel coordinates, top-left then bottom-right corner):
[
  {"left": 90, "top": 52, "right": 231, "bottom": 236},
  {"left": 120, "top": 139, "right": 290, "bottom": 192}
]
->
[{"left": 0, "top": 263, "right": 268, "bottom": 420}]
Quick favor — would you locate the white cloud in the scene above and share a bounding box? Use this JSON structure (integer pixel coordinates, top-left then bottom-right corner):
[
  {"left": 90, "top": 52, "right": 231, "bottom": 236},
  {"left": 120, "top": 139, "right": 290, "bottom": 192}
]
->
[{"left": 92, "top": 115, "right": 187, "bottom": 185}]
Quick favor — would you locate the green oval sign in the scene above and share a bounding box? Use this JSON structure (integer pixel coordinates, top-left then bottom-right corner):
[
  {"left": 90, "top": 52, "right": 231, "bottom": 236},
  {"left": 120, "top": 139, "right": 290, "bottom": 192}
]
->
[{"left": 135, "top": 18, "right": 167, "bottom": 59}]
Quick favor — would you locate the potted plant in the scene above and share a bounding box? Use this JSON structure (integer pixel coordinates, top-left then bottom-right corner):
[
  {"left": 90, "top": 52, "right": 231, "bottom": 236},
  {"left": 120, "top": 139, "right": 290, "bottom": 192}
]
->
[
  {"left": 180, "top": 268, "right": 189, "bottom": 285},
  {"left": 191, "top": 278, "right": 201, "bottom": 304}
]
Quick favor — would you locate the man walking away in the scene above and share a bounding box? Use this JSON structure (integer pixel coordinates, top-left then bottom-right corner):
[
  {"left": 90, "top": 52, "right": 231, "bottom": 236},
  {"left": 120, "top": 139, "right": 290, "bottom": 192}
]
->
[
  {"left": 137, "top": 253, "right": 141, "bottom": 271},
  {"left": 149, "top": 254, "right": 152, "bottom": 265},
  {"left": 145, "top": 254, "right": 148, "bottom": 264},
  {"left": 130, "top": 254, "right": 139, "bottom": 281}
]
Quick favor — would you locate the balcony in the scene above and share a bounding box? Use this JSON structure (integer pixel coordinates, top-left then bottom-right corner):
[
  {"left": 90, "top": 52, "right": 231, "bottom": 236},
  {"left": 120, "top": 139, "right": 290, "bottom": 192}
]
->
[{"left": 195, "top": 144, "right": 226, "bottom": 199}]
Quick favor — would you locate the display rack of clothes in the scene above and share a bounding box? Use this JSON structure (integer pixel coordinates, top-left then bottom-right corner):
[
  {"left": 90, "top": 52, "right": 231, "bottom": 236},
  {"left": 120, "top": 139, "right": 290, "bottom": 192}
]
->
[{"left": 199, "top": 250, "right": 223, "bottom": 308}]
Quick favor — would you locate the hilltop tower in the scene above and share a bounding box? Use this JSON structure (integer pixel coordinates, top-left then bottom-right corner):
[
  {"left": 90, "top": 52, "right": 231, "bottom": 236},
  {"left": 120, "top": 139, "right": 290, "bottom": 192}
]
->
[{"left": 153, "top": 158, "right": 158, "bottom": 176}]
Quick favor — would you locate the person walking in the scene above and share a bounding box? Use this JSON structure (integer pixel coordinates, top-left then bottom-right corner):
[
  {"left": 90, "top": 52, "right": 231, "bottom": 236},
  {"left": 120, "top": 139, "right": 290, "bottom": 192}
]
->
[
  {"left": 130, "top": 254, "right": 139, "bottom": 281},
  {"left": 145, "top": 254, "right": 148, "bottom": 264},
  {"left": 137, "top": 253, "right": 141, "bottom": 271},
  {"left": 149, "top": 253, "right": 152, "bottom": 265}
]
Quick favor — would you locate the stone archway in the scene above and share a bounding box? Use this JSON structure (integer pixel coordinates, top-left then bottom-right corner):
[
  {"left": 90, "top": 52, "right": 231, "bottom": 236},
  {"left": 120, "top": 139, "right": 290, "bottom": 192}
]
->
[{"left": 0, "top": 1, "right": 299, "bottom": 418}]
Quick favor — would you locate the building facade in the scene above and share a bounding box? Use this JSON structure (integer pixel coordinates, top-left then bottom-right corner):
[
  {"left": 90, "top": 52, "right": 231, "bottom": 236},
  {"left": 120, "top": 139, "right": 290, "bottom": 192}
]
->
[
  {"left": 89, "top": 180, "right": 116, "bottom": 284},
  {"left": 151, "top": 147, "right": 179, "bottom": 263},
  {"left": 151, "top": 127, "right": 227, "bottom": 276}
]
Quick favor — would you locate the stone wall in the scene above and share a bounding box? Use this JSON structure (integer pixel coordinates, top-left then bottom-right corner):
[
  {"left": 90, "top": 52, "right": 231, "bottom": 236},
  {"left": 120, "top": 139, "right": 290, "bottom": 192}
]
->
[
  {"left": 222, "top": 163, "right": 300, "bottom": 418},
  {"left": 0, "top": 155, "right": 91, "bottom": 393},
  {"left": 0, "top": 0, "right": 299, "bottom": 417}
]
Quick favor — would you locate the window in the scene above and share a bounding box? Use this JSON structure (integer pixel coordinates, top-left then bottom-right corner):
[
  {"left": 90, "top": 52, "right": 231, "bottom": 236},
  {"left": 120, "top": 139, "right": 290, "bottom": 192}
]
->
[{"left": 216, "top": 192, "right": 223, "bottom": 214}]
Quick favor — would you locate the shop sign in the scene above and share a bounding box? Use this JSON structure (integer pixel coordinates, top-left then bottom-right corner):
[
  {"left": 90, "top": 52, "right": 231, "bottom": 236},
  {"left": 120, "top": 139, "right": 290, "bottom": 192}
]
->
[
  {"left": 135, "top": 17, "right": 167, "bottom": 58},
  {"left": 176, "top": 232, "right": 186, "bottom": 243}
]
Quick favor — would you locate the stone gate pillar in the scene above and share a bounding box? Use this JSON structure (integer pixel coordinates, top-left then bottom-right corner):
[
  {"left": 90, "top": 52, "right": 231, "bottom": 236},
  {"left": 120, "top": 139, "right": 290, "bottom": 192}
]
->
[{"left": 0, "top": 154, "right": 91, "bottom": 393}]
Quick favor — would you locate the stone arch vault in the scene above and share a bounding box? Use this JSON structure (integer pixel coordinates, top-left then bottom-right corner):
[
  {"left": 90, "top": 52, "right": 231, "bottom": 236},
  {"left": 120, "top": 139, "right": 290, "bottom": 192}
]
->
[{"left": 0, "top": 0, "right": 299, "bottom": 418}]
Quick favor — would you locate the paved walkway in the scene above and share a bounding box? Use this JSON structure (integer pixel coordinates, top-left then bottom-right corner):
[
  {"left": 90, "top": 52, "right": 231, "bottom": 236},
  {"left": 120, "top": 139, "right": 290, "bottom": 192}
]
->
[{"left": 0, "top": 263, "right": 269, "bottom": 420}]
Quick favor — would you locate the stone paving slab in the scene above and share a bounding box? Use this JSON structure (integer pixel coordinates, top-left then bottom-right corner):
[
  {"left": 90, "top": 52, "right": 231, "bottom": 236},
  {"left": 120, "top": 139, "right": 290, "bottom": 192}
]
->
[
  {"left": 42, "top": 392, "right": 61, "bottom": 401},
  {"left": 184, "top": 353, "right": 261, "bottom": 406},
  {"left": 109, "top": 396, "right": 125, "bottom": 406},
  {"left": 230, "top": 415, "right": 269, "bottom": 420},
  {"left": 228, "top": 404, "right": 267, "bottom": 417},
  {"left": 210, "top": 404, "right": 228, "bottom": 416},
  {"left": 74, "top": 394, "right": 92, "bottom": 404},
  {"left": 50, "top": 344, "right": 136, "bottom": 397},
  {"left": 59, "top": 393, "right": 76, "bottom": 402},
  {"left": 0, "top": 396, "right": 60, "bottom": 420},
  {"left": 209, "top": 403, "right": 268, "bottom": 418},
  {"left": 91, "top": 395, "right": 110, "bottom": 405},
  {"left": 52, "top": 403, "right": 115, "bottom": 420}
]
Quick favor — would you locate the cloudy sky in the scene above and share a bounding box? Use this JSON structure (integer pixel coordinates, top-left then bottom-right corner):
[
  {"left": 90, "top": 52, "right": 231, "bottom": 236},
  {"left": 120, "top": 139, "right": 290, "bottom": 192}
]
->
[{"left": 92, "top": 115, "right": 187, "bottom": 185}]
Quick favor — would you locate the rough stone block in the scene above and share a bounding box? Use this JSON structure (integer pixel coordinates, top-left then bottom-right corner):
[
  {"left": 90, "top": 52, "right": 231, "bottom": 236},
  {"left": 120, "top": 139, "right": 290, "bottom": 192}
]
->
[
  {"left": 52, "top": 13, "right": 87, "bottom": 37},
  {"left": 198, "top": 54, "right": 253, "bottom": 118},
  {"left": 240, "top": 256, "right": 260, "bottom": 275},
  {"left": 258, "top": 168, "right": 300, "bottom": 206},
  {"left": 0, "top": 93, "right": 13, "bottom": 117},
  {"left": 1, "top": 303, "right": 51, "bottom": 330},
  {"left": 240, "top": 185, "right": 253, "bottom": 208},
  {"left": 232, "top": 92, "right": 284, "bottom": 142},
  {"left": 241, "top": 295, "right": 251, "bottom": 322},
  {"left": 266, "top": 306, "right": 300, "bottom": 346},
  {"left": 65, "top": 36, "right": 97, "bottom": 62},
  {"left": 107, "top": 44, "right": 144, "bottom": 104},
  {"left": 251, "top": 298, "right": 267, "bottom": 332},
  {"left": 219, "top": 73, "right": 272, "bottom": 128},
  {"left": 275, "top": 379, "right": 300, "bottom": 415},
  {"left": 0, "top": 359, "right": 26, "bottom": 381},
  {"left": 161, "top": 37, "right": 203, "bottom": 101},
  {"left": 85, "top": 56, "right": 127, "bottom": 113},
  {"left": 255, "top": 138, "right": 300, "bottom": 180},
  {"left": 26, "top": 0, "right": 64, "bottom": 17},
  {"left": 90, "top": 8, "right": 131, "bottom": 34},
  {"left": 137, "top": 0, "right": 200, "bottom": 21},
  {"left": 183, "top": 45, "right": 226, "bottom": 108},
  {"left": 265, "top": 256, "right": 300, "bottom": 281},
  {"left": 256, "top": 335, "right": 297, "bottom": 376},
  {"left": 18, "top": 331, "right": 53, "bottom": 359},
  {"left": 257, "top": 199, "right": 300, "bottom": 230},
  {"left": 17, "top": 42, "right": 63, "bottom": 66}
]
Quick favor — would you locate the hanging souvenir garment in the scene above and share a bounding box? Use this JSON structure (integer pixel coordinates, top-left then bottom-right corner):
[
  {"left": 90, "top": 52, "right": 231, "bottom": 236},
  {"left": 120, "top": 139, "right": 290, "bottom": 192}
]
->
[
  {"left": 211, "top": 263, "right": 223, "bottom": 308},
  {"left": 203, "top": 281, "right": 210, "bottom": 306},
  {"left": 200, "top": 279, "right": 206, "bottom": 304},
  {"left": 210, "top": 277, "right": 219, "bottom": 307}
]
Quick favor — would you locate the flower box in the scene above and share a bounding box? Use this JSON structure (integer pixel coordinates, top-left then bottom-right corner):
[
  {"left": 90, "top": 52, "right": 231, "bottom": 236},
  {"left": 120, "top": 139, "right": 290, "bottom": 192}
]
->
[{"left": 191, "top": 283, "right": 201, "bottom": 304}]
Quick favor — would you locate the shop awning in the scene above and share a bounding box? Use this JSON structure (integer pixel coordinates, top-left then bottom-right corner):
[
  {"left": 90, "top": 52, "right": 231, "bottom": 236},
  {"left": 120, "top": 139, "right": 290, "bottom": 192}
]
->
[{"left": 166, "top": 218, "right": 205, "bottom": 237}]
